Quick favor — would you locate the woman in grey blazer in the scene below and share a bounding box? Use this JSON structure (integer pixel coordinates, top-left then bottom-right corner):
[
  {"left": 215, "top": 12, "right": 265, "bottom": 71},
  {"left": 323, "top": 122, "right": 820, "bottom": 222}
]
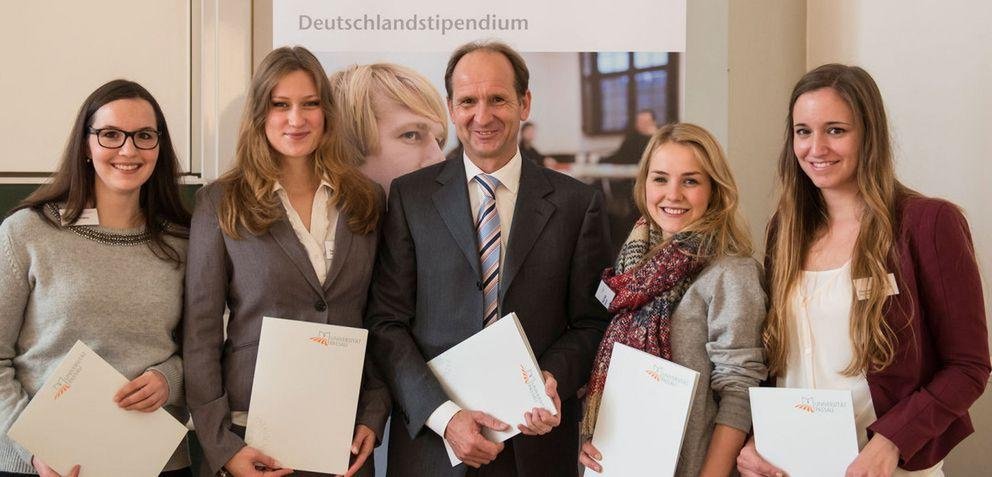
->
[{"left": 183, "top": 47, "right": 388, "bottom": 477}]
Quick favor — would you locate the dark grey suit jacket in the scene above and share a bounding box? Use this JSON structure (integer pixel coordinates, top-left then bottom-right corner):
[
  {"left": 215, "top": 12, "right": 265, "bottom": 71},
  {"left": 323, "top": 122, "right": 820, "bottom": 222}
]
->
[
  {"left": 366, "top": 157, "right": 612, "bottom": 476},
  {"left": 183, "top": 182, "right": 390, "bottom": 475}
]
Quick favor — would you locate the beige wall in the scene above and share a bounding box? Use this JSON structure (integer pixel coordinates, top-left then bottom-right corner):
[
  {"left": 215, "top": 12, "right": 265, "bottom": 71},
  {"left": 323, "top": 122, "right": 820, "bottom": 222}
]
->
[
  {"left": 682, "top": 0, "right": 806, "bottom": 254},
  {"left": 727, "top": 0, "right": 807, "bottom": 252},
  {"left": 806, "top": 0, "right": 992, "bottom": 472}
]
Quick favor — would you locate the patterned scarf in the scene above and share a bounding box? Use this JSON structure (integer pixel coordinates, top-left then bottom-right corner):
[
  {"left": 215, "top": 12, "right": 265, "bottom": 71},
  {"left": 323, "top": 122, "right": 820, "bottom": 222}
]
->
[{"left": 580, "top": 217, "right": 710, "bottom": 438}]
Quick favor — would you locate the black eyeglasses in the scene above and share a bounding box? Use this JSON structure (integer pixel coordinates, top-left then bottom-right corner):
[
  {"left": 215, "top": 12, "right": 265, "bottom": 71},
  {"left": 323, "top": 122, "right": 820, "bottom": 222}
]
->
[{"left": 87, "top": 127, "right": 161, "bottom": 150}]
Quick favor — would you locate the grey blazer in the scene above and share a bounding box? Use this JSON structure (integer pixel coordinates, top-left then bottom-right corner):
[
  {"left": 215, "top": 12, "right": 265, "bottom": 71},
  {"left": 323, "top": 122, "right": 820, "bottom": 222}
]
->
[
  {"left": 183, "top": 182, "right": 390, "bottom": 475},
  {"left": 365, "top": 157, "right": 612, "bottom": 477}
]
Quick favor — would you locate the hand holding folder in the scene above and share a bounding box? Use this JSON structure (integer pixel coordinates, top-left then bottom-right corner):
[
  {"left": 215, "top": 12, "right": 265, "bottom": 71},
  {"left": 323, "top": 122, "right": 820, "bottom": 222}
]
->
[
  {"left": 7, "top": 341, "right": 188, "bottom": 477},
  {"left": 426, "top": 313, "right": 558, "bottom": 467}
]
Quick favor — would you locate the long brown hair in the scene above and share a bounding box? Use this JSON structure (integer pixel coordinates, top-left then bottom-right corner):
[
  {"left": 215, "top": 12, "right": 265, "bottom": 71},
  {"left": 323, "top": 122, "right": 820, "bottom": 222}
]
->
[
  {"left": 764, "top": 64, "right": 916, "bottom": 376},
  {"left": 633, "top": 122, "right": 753, "bottom": 259},
  {"left": 13, "top": 79, "right": 190, "bottom": 265},
  {"left": 217, "top": 46, "right": 378, "bottom": 239}
]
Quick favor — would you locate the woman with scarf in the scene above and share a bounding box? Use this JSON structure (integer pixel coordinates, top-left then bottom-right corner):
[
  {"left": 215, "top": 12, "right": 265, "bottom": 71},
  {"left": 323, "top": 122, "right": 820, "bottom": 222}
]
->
[{"left": 578, "top": 123, "right": 768, "bottom": 477}]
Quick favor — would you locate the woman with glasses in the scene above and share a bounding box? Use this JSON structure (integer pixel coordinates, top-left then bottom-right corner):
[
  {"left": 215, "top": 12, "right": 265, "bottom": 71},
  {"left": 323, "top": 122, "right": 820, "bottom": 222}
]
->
[
  {"left": 0, "top": 80, "right": 192, "bottom": 477},
  {"left": 183, "top": 46, "right": 387, "bottom": 477}
]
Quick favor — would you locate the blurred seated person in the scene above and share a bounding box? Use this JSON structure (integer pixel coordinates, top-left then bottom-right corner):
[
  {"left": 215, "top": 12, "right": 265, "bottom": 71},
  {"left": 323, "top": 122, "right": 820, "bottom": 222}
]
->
[
  {"left": 601, "top": 109, "right": 660, "bottom": 253},
  {"left": 600, "top": 109, "right": 659, "bottom": 165},
  {"left": 519, "top": 122, "right": 553, "bottom": 167}
]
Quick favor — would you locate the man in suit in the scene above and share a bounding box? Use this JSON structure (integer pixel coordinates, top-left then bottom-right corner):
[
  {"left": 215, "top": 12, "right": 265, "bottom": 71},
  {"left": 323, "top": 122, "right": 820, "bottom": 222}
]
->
[{"left": 366, "top": 41, "right": 612, "bottom": 476}]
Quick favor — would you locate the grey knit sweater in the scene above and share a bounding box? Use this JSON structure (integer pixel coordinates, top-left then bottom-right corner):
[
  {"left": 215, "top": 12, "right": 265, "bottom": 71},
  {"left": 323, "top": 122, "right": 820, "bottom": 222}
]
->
[
  {"left": 0, "top": 207, "right": 190, "bottom": 474},
  {"left": 670, "top": 255, "right": 768, "bottom": 477}
]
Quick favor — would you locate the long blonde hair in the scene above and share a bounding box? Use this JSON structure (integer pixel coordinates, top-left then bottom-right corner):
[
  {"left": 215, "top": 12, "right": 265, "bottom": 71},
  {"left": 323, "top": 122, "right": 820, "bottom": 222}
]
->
[
  {"left": 329, "top": 62, "right": 448, "bottom": 163},
  {"left": 217, "top": 46, "right": 378, "bottom": 239},
  {"left": 764, "top": 64, "right": 916, "bottom": 376},
  {"left": 633, "top": 122, "right": 753, "bottom": 259}
]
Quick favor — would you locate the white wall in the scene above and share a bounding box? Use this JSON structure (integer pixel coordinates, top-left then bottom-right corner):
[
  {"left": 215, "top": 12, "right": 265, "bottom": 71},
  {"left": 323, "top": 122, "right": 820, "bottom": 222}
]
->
[
  {"left": 0, "top": 1, "right": 191, "bottom": 176},
  {"left": 807, "top": 0, "right": 992, "bottom": 472}
]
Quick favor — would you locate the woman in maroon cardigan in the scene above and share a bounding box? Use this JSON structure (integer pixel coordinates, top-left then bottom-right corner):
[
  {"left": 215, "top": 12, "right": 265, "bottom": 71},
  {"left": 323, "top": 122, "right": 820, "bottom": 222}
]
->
[{"left": 737, "top": 64, "right": 989, "bottom": 476}]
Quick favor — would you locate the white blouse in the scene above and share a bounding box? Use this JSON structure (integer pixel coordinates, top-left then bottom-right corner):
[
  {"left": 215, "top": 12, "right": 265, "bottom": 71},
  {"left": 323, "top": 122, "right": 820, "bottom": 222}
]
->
[
  {"left": 273, "top": 180, "right": 339, "bottom": 285},
  {"left": 782, "top": 262, "right": 942, "bottom": 476}
]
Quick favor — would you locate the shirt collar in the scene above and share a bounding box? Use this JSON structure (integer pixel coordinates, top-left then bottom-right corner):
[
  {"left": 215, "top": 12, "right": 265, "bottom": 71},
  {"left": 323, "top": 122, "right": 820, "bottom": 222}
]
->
[
  {"left": 273, "top": 178, "right": 334, "bottom": 194},
  {"left": 462, "top": 150, "right": 522, "bottom": 195}
]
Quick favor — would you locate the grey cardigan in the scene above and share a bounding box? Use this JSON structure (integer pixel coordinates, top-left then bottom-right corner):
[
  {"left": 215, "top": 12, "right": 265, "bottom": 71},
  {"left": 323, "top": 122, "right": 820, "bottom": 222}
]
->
[
  {"left": 669, "top": 255, "right": 768, "bottom": 477},
  {"left": 0, "top": 207, "right": 189, "bottom": 474}
]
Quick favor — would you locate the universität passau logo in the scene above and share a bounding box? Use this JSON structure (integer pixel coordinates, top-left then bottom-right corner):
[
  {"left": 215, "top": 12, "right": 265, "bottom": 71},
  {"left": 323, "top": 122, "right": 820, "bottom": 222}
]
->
[
  {"left": 519, "top": 365, "right": 533, "bottom": 384},
  {"left": 310, "top": 331, "right": 332, "bottom": 346},
  {"left": 520, "top": 364, "right": 545, "bottom": 404},
  {"left": 793, "top": 396, "right": 847, "bottom": 414},
  {"left": 644, "top": 365, "right": 691, "bottom": 387},
  {"left": 52, "top": 352, "right": 86, "bottom": 400},
  {"left": 308, "top": 330, "right": 363, "bottom": 348}
]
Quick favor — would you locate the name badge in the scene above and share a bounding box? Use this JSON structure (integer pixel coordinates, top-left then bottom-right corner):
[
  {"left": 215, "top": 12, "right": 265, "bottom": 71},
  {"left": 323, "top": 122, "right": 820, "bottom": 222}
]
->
[
  {"left": 854, "top": 273, "right": 899, "bottom": 300},
  {"left": 59, "top": 208, "right": 99, "bottom": 226},
  {"left": 324, "top": 240, "right": 334, "bottom": 261},
  {"left": 596, "top": 280, "right": 616, "bottom": 309}
]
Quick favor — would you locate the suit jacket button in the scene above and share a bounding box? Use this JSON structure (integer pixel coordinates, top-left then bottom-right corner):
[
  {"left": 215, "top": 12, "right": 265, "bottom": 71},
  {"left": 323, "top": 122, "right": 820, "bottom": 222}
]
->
[{"left": 315, "top": 301, "right": 327, "bottom": 312}]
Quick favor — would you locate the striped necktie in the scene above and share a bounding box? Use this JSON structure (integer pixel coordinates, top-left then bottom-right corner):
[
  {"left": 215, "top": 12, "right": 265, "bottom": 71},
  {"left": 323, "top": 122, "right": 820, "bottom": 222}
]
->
[{"left": 474, "top": 174, "right": 502, "bottom": 326}]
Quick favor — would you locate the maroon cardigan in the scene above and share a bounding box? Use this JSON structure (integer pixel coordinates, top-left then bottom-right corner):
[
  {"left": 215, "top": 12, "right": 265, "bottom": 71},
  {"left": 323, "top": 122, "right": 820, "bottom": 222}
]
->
[
  {"left": 768, "top": 195, "right": 990, "bottom": 470},
  {"left": 864, "top": 196, "right": 990, "bottom": 469}
]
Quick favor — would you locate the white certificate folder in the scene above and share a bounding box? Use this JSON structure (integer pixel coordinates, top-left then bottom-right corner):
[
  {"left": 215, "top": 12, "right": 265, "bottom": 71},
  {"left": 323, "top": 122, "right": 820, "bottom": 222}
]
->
[
  {"left": 246, "top": 317, "right": 368, "bottom": 475},
  {"left": 426, "top": 313, "right": 557, "bottom": 466},
  {"left": 749, "top": 387, "right": 859, "bottom": 477},
  {"left": 7, "top": 341, "right": 187, "bottom": 477},
  {"left": 590, "top": 343, "right": 699, "bottom": 477}
]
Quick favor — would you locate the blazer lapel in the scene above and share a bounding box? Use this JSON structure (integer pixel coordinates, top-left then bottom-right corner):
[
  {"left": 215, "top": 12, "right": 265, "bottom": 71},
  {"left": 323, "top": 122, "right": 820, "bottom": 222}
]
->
[
  {"left": 500, "top": 160, "right": 555, "bottom": 302},
  {"left": 323, "top": 213, "right": 353, "bottom": 291},
  {"left": 432, "top": 159, "right": 482, "bottom": 278},
  {"left": 269, "top": 211, "right": 324, "bottom": 296}
]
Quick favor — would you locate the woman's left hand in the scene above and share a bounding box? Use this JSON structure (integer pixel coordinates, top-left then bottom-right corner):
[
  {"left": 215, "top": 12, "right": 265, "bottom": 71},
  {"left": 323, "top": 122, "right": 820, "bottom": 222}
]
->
[
  {"left": 337, "top": 424, "right": 376, "bottom": 477},
  {"left": 845, "top": 433, "right": 899, "bottom": 477},
  {"left": 113, "top": 370, "right": 169, "bottom": 412}
]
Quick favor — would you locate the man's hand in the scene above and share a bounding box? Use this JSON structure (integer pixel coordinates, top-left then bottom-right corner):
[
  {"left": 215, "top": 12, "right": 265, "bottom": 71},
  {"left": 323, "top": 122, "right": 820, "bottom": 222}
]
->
[
  {"left": 443, "top": 410, "right": 509, "bottom": 468},
  {"left": 223, "top": 446, "right": 294, "bottom": 477},
  {"left": 518, "top": 370, "right": 561, "bottom": 436}
]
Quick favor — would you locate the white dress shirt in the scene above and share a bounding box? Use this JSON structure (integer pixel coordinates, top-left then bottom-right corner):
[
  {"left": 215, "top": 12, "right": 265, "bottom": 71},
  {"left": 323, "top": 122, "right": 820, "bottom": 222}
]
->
[
  {"left": 782, "top": 262, "right": 942, "bottom": 476},
  {"left": 273, "top": 179, "right": 339, "bottom": 285},
  {"left": 424, "top": 151, "right": 523, "bottom": 439}
]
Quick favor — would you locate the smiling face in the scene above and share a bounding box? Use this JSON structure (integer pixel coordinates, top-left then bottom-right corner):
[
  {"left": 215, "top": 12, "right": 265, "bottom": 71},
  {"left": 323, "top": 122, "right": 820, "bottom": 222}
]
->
[
  {"left": 448, "top": 50, "right": 531, "bottom": 171},
  {"left": 361, "top": 98, "right": 445, "bottom": 192},
  {"left": 87, "top": 98, "right": 159, "bottom": 201},
  {"left": 265, "top": 69, "right": 325, "bottom": 163},
  {"left": 644, "top": 142, "right": 712, "bottom": 237},
  {"left": 792, "top": 87, "right": 861, "bottom": 195}
]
